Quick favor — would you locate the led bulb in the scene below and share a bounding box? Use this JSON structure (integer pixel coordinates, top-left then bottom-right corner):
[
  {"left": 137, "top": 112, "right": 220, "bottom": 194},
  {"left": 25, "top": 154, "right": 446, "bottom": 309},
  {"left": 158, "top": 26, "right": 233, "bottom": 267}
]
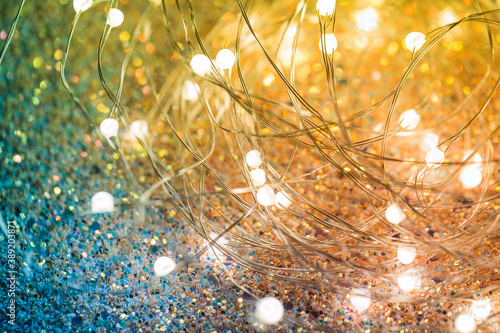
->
[
  {"left": 215, "top": 49, "right": 235, "bottom": 70},
  {"left": 454, "top": 314, "right": 476, "bottom": 333},
  {"left": 73, "top": 0, "right": 92, "bottom": 12},
  {"left": 398, "top": 109, "right": 420, "bottom": 130},
  {"left": 316, "top": 0, "right": 336, "bottom": 16},
  {"left": 250, "top": 169, "right": 266, "bottom": 186},
  {"left": 257, "top": 185, "right": 276, "bottom": 206},
  {"left": 100, "top": 118, "right": 119, "bottom": 138},
  {"left": 462, "top": 150, "right": 483, "bottom": 166},
  {"left": 405, "top": 32, "right": 425, "bottom": 51},
  {"left": 154, "top": 256, "right": 176, "bottom": 276},
  {"left": 182, "top": 80, "right": 200, "bottom": 101},
  {"left": 385, "top": 203, "right": 406, "bottom": 224},
  {"left": 397, "top": 246, "right": 417, "bottom": 265},
  {"left": 254, "top": 297, "right": 284, "bottom": 325},
  {"left": 246, "top": 150, "right": 263, "bottom": 169},
  {"left": 91, "top": 191, "right": 114, "bottom": 214},
  {"left": 460, "top": 165, "right": 482, "bottom": 189},
  {"left": 318, "top": 33, "right": 338, "bottom": 54},
  {"left": 471, "top": 299, "right": 491, "bottom": 319},
  {"left": 354, "top": 7, "right": 378, "bottom": 31},
  {"left": 190, "top": 54, "right": 212, "bottom": 76},
  {"left": 425, "top": 147, "right": 445, "bottom": 168},
  {"left": 129, "top": 120, "right": 148, "bottom": 141},
  {"left": 350, "top": 288, "right": 371, "bottom": 312},
  {"left": 275, "top": 191, "right": 292, "bottom": 209},
  {"left": 107, "top": 8, "right": 124, "bottom": 28},
  {"left": 422, "top": 133, "right": 439, "bottom": 151},
  {"left": 397, "top": 270, "right": 421, "bottom": 292}
]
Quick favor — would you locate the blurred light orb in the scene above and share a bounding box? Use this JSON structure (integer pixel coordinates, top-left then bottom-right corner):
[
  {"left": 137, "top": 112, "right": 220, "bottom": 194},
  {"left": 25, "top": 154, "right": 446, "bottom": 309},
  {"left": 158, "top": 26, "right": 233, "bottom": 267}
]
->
[
  {"left": 354, "top": 7, "right": 378, "bottom": 31},
  {"left": 385, "top": 203, "right": 406, "bottom": 225},
  {"left": 398, "top": 109, "right": 420, "bottom": 130},
  {"left": 454, "top": 314, "right": 477, "bottom": 333},
  {"left": 182, "top": 80, "right": 200, "bottom": 101},
  {"left": 73, "top": 0, "right": 92, "bottom": 13},
  {"left": 257, "top": 185, "right": 276, "bottom": 206},
  {"left": 316, "top": 0, "right": 336, "bottom": 16},
  {"left": 254, "top": 297, "right": 284, "bottom": 325},
  {"left": 425, "top": 147, "right": 445, "bottom": 168},
  {"left": 154, "top": 256, "right": 176, "bottom": 276},
  {"left": 462, "top": 150, "right": 483, "bottom": 166},
  {"left": 397, "top": 246, "right": 417, "bottom": 265},
  {"left": 107, "top": 8, "right": 124, "bottom": 28},
  {"left": 275, "top": 191, "right": 292, "bottom": 209},
  {"left": 460, "top": 165, "right": 482, "bottom": 189},
  {"left": 190, "top": 54, "right": 212, "bottom": 76},
  {"left": 439, "top": 8, "right": 457, "bottom": 26},
  {"left": 422, "top": 133, "right": 439, "bottom": 151},
  {"left": 350, "top": 288, "right": 371, "bottom": 312},
  {"left": 250, "top": 168, "right": 267, "bottom": 186},
  {"left": 100, "top": 118, "right": 119, "bottom": 138},
  {"left": 471, "top": 299, "right": 491, "bottom": 319},
  {"left": 129, "top": 119, "right": 149, "bottom": 141},
  {"left": 91, "top": 191, "right": 114, "bottom": 214},
  {"left": 405, "top": 31, "right": 426, "bottom": 51},
  {"left": 397, "top": 270, "right": 421, "bottom": 292},
  {"left": 318, "top": 33, "right": 338, "bottom": 54},
  {"left": 215, "top": 49, "right": 235, "bottom": 70},
  {"left": 246, "top": 150, "right": 263, "bottom": 169}
]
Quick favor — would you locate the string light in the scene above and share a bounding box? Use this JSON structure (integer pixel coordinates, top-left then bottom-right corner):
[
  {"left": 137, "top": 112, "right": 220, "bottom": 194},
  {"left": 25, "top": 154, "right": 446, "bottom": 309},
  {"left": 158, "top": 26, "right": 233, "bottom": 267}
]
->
[
  {"left": 107, "top": 8, "right": 124, "bottom": 28},
  {"left": 181, "top": 80, "right": 200, "bottom": 101},
  {"left": 129, "top": 119, "right": 148, "bottom": 141},
  {"left": 245, "top": 150, "right": 263, "bottom": 169},
  {"left": 91, "top": 191, "right": 114, "bottom": 214},
  {"left": 318, "top": 33, "right": 338, "bottom": 54},
  {"left": 249, "top": 168, "right": 266, "bottom": 186},
  {"left": 398, "top": 109, "right": 420, "bottom": 130},
  {"left": 454, "top": 314, "right": 477, "bottom": 333},
  {"left": 254, "top": 297, "right": 284, "bottom": 325},
  {"left": 275, "top": 191, "right": 292, "bottom": 209},
  {"left": 385, "top": 203, "right": 406, "bottom": 225},
  {"left": 215, "top": 49, "right": 235, "bottom": 70},
  {"left": 190, "top": 54, "right": 212, "bottom": 76},
  {"left": 397, "top": 270, "right": 421, "bottom": 292},
  {"left": 316, "top": 0, "right": 336, "bottom": 16},
  {"left": 350, "top": 288, "right": 371, "bottom": 312},
  {"left": 460, "top": 165, "right": 482, "bottom": 189},
  {"left": 256, "top": 185, "right": 276, "bottom": 206},
  {"left": 73, "top": 0, "right": 92, "bottom": 13},
  {"left": 425, "top": 147, "right": 445, "bottom": 168},
  {"left": 153, "top": 256, "right": 176, "bottom": 276},
  {"left": 397, "top": 246, "right": 417, "bottom": 265},
  {"left": 404, "top": 32, "right": 425, "bottom": 51},
  {"left": 471, "top": 299, "right": 491, "bottom": 319},
  {"left": 100, "top": 118, "right": 119, "bottom": 138},
  {"left": 354, "top": 7, "right": 378, "bottom": 31}
]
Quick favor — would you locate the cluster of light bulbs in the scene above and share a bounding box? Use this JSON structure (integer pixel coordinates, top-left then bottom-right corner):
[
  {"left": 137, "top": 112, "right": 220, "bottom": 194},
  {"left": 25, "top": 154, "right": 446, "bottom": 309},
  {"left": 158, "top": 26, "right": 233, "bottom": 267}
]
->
[{"left": 82, "top": 0, "right": 493, "bottom": 329}]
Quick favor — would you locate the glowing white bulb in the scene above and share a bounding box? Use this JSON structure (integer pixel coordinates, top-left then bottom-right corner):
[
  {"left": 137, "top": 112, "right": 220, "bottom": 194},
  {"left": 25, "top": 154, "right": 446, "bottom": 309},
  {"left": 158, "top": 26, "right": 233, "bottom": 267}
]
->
[
  {"left": 257, "top": 185, "right": 275, "bottom": 206},
  {"left": 215, "top": 49, "right": 235, "bottom": 70},
  {"left": 73, "top": 0, "right": 92, "bottom": 12},
  {"left": 405, "top": 32, "right": 425, "bottom": 51},
  {"left": 422, "top": 133, "right": 439, "bottom": 151},
  {"left": 398, "top": 109, "right": 420, "bottom": 130},
  {"left": 190, "top": 54, "right": 212, "bottom": 76},
  {"left": 397, "top": 270, "right": 421, "bottom": 292},
  {"left": 91, "top": 191, "right": 114, "bottom": 214},
  {"left": 275, "top": 191, "right": 292, "bottom": 209},
  {"left": 246, "top": 150, "right": 263, "bottom": 169},
  {"left": 182, "top": 80, "right": 200, "bottom": 101},
  {"left": 439, "top": 8, "right": 457, "bottom": 26},
  {"left": 107, "top": 8, "right": 124, "bottom": 28},
  {"left": 397, "top": 246, "right": 417, "bottom": 265},
  {"left": 129, "top": 119, "right": 148, "bottom": 141},
  {"left": 460, "top": 165, "right": 482, "bottom": 189},
  {"left": 254, "top": 297, "right": 284, "bottom": 325},
  {"left": 454, "top": 314, "right": 477, "bottom": 333},
  {"left": 354, "top": 7, "right": 378, "bottom": 31},
  {"left": 425, "top": 147, "right": 445, "bottom": 168},
  {"left": 316, "top": 0, "right": 336, "bottom": 16},
  {"left": 462, "top": 150, "right": 483, "bottom": 166},
  {"left": 385, "top": 203, "right": 406, "bottom": 224},
  {"left": 471, "top": 299, "right": 491, "bottom": 319},
  {"left": 154, "top": 256, "right": 176, "bottom": 276},
  {"left": 318, "top": 33, "right": 338, "bottom": 55},
  {"left": 350, "top": 288, "right": 371, "bottom": 312},
  {"left": 250, "top": 169, "right": 267, "bottom": 186},
  {"left": 100, "top": 118, "right": 119, "bottom": 138}
]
